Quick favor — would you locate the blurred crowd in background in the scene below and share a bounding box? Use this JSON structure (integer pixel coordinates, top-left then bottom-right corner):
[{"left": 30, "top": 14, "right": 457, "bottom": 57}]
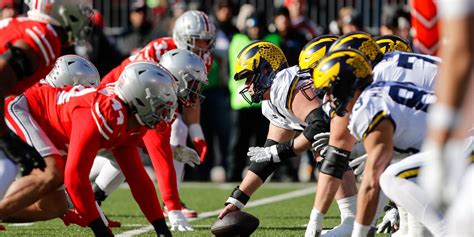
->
[{"left": 1, "top": 0, "right": 416, "bottom": 182}]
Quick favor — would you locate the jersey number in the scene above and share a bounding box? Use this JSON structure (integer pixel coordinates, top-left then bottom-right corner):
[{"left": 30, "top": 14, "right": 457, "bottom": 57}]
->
[
  {"left": 397, "top": 53, "right": 437, "bottom": 69},
  {"left": 388, "top": 84, "right": 432, "bottom": 112}
]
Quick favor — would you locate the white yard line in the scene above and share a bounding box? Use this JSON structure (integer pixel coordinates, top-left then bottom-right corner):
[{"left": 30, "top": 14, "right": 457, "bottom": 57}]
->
[{"left": 116, "top": 186, "right": 316, "bottom": 237}]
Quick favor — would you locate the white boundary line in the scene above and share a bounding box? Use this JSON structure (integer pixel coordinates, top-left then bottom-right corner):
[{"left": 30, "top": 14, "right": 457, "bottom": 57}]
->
[{"left": 116, "top": 186, "right": 315, "bottom": 237}]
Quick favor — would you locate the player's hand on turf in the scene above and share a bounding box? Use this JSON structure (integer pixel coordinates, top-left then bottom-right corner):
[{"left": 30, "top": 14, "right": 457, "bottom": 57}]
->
[
  {"left": 218, "top": 203, "right": 239, "bottom": 219},
  {"left": 192, "top": 138, "right": 208, "bottom": 162},
  {"left": 305, "top": 220, "right": 321, "bottom": 237},
  {"left": 247, "top": 146, "right": 280, "bottom": 163},
  {"left": 0, "top": 130, "right": 46, "bottom": 176},
  {"left": 349, "top": 154, "right": 367, "bottom": 176},
  {"left": 172, "top": 145, "right": 200, "bottom": 167},
  {"left": 312, "top": 132, "right": 330, "bottom": 155},
  {"left": 376, "top": 205, "right": 399, "bottom": 233},
  {"left": 168, "top": 210, "right": 193, "bottom": 231}
]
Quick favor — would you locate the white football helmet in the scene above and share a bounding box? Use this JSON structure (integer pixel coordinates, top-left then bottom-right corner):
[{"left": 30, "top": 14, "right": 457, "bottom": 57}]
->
[
  {"left": 45, "top": 55, "right": 99, "bottom": 88},
  {"left": 26, "top": 0, "right": 93, "bottom": 42},
  {"left": 172, "top": 10, "right": 216, "bottom": 56},
  {"left": 115, "top": 61, "right": 178, "bottom": 128},
  {"left": 160, "top": 49, "right": 208, "bottom": 106}
]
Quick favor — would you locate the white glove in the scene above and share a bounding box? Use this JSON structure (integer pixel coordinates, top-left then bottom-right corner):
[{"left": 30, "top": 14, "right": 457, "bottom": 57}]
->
[
  {"left": 172, "top": 145, "right": 200, "bottom": 167},
  {"left": 305, "top": 220, "right": 321, "bottom": 237},
  {"left": 376, "top": 206, "right": 399, "bottom": 233},
  {"left": 247, "top": 145, "right": 280, "bottom": 163},
  {"left": 168, "top": 210, "right": 193, "bottom": 231},
  {"left": 349, "top": 154, "right": 367, "bottom": 176},
  {"left": 312, "top": 132, "right": 330, "bottom": 154}
]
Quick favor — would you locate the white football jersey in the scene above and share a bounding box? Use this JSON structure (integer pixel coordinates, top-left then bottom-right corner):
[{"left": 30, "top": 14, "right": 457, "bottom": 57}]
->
[
  {"left": 373, "top": 51, "right": 440, "bottom": 91},
  {"left": 262, "top": 65, "right": 311, "bottom": 131},
  {"left": 348, "top": 80, "right": 437, "bottom": 153}
]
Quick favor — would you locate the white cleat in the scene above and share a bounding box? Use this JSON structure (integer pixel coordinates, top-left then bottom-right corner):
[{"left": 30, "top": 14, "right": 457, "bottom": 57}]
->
[{"left": 321, "top": 223, "right": 353, "bottom": 237}]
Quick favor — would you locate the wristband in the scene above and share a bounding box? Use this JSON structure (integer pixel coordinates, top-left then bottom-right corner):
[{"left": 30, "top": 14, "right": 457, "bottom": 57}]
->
[
  {"left": 427, "top": 104, "right": 461, "bottom": 131},
  {"left": 224, "top": 186, "right": 250, "bottom": 209}
]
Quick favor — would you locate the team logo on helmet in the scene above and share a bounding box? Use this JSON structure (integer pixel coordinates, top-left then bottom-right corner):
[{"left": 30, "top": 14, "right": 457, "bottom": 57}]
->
[
  {"left": 330, "top": 31, "right": 382, "bottom": 64},
  {"left": 375, "top": 35, "right": 412, "bottom": 54}
]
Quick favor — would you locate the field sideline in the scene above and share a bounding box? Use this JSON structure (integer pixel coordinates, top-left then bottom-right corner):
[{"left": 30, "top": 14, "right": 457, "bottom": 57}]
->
[{"left": 0, "top": 183, "right": 389, "bottom": 236}]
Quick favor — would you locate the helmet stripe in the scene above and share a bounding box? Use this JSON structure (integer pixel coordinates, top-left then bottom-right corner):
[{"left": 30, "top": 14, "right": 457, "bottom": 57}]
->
[{"left": 201, "top": 14, "right": 209, "bottom": 32}]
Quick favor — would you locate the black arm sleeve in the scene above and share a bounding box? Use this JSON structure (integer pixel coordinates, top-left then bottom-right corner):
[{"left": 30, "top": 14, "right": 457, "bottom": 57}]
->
[{"left": 0, "top": 42, "right": 34, "bottom": 80}]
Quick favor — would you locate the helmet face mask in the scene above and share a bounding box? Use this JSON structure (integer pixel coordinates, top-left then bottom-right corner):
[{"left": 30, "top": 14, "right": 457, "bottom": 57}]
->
[{"left": 159, "top": 49, "right": 208, "bottom": 107}]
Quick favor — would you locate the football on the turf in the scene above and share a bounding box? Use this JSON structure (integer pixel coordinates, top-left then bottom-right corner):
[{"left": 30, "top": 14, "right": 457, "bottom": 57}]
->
[{"left": 211, "top": 211, "right": 260, "bottom": 236}]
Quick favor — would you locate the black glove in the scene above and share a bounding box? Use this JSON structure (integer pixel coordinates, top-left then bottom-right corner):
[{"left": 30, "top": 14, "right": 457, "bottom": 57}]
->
[{"left": 0, "top": 130, "right": 46, "bottom": 176}]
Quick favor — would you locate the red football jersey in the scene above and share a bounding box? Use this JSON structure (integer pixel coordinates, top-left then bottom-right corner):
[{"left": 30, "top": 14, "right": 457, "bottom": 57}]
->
[
  {"left": 22, "top": 84, "right": 162, "bottom": 223},
  {"left": 0, "top": 17, "right": 62, "bottom": 95},
  {"left": 101, "top": 37, "right": 213, "bottom": 84}
]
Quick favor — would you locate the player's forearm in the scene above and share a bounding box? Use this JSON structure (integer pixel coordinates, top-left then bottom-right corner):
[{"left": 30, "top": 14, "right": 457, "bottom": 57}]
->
[
  {"left": 436, "top": 16, "right": 474, "bottom": 109},
  {"left": 127, "top": 169, "right": 163, "bottom": 222},
  {"left": 0, "top": 95, "right": 7, "bottom": 135},
  {"left": 292, "top": 134, "right": 312, "bottom": 155},
  {"left": 182, "top": 104, "right": 201, "bottom": 125}
]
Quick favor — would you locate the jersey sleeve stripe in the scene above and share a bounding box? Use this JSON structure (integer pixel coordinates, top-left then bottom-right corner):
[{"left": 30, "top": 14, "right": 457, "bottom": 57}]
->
[
  {"left": 362, "top": 111, "right": 392, "bottom": 140},
  {"left": 25, "top": 28, "right": 50, "bottom": 66},
  {"left": 33, "top": 26, "right": 56, "bottom": 61},
  {"left": 6, "top": 96, "right": 33, "bottom": 145},
  {"left": 395, "top": 166, "right": 420, "bottom": 179},
  {"left": 94, "top": 102, "right": 114, "bottom": 134},
  {"left": 285, "top": 75, "right": 302, "bottom": 110},
  {"left": 46, "top": 24, "right": 58, "bottom": 37},
  {"left": 91, "top": 106, "right": 110, "bottom": 141}
]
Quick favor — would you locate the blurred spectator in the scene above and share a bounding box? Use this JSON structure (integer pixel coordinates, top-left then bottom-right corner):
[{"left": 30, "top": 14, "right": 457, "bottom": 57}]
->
[
  {"left": 156, "top": 1, "right": 187, "bottom": 37},
  {"left": 212, "top": 0, "right": 238, "bottom": 40},
  {"left": 74, "top": 10, "right": 125, "bottom": 77},
  {"left": 380, "top": 5, "right": 411, "bottom": 41},
  {"left": 0, "top": 0, "right": 18, "bottom": 19},
  {"left": 235, "top": 4, "right": 255, "bottom": 33},
  {"left": 226, "top": 10, "right": 276, "bottom": 181},
  {"left": 116, "top": 0, "right": 162, "bottom": 56},
  {"left": 189, "top": 0, "right": 237, "bottom": 181},
  {"left": 272, "top": 7, "right": 307, "bottom": 66},
  {"left": 284, "top": 0, "right": 319, "bottom": 40},
  {"left": 341, "top": 8, "right": 363, "bottom": 34}
]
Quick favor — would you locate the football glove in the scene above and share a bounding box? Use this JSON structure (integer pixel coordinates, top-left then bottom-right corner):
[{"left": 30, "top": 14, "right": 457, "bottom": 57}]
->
[
  {"left": 0, "top": 130, "right": 46, "bottom": 176},
  {"left": 172, "top": 146, "right": 200, "bottom": 167},
  {"left": 247, "top": 146, "right": 280, "bottom": 163},
  {"left": 376, "top": 204, "right": 399, "bottom": 234},
  {"left": 312, "top": 132, "right": 330, "bottom": 153},
  {"left": 168, "top": 210, "right": 193, "bottom": 231},
  {"left": 349, "top": 154, "right": 367, "bottom": 176}
]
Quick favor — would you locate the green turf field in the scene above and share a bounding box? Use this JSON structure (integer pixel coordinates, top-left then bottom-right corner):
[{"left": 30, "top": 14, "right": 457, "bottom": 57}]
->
[{"left": 0, "top": 182, "right": 389, "bottom": 236}]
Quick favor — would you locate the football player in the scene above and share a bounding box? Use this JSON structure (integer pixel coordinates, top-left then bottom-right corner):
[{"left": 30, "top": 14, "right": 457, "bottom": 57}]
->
[
  {"left": 88, "top": 11, "right": 215, "bottom": 223},
  {"left": 89, "top": 49, "right": 207, "bottom": 231},
  {"left": 0, "top": 0, "right": 92, "bottom": 205},
  {"left": 217, "top": 38, "right": 362, "bottom": 237},
  {"left": 5, "top": 61, "right": 178, "bottom": 236},
  {"left": 311, "top": 48, "right": 444, "bottom": 237},
  {"left": 419, "top": 0, "right": 474, "bottom": 236},
  {"left": 0, "top": 55, "right": 99, "bottom": 224}
]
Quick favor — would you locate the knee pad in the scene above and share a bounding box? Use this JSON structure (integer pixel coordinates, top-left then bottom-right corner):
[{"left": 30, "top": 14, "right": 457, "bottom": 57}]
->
[{"left": 320, "top": 146, "right": 351, "bottom": 179}]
